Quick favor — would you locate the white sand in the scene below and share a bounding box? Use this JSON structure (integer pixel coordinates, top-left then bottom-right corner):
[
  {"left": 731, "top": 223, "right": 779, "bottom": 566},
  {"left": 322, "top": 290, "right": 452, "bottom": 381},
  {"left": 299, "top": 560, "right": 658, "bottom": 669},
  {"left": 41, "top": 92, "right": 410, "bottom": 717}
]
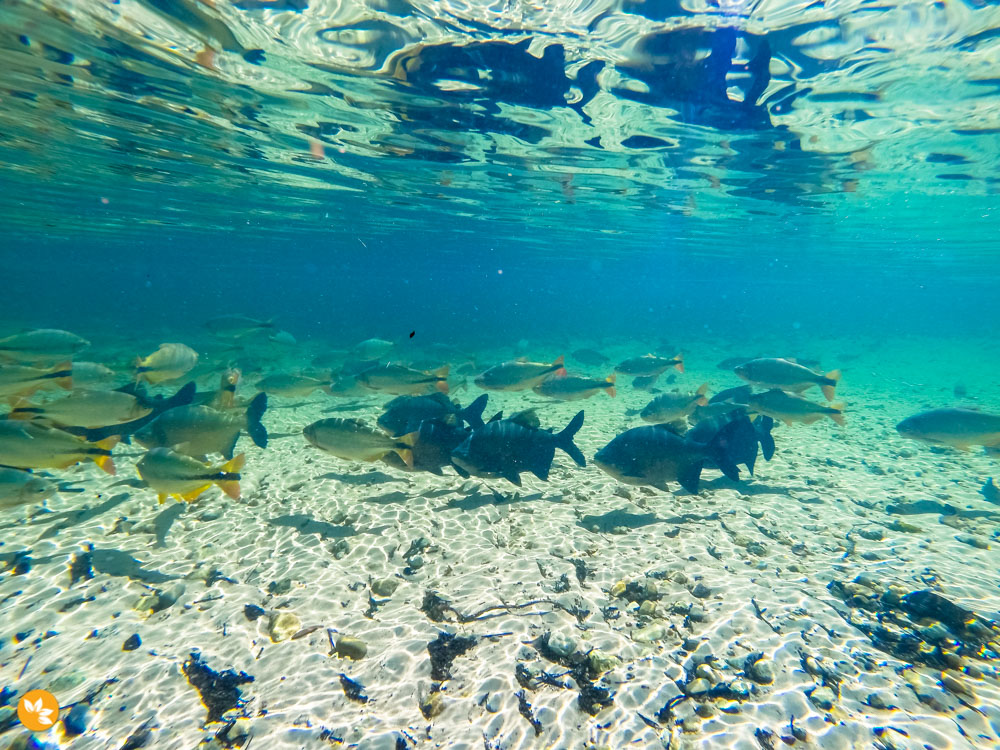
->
[{"left": 1, "top": 334, "right": 999, "bottom": 749}]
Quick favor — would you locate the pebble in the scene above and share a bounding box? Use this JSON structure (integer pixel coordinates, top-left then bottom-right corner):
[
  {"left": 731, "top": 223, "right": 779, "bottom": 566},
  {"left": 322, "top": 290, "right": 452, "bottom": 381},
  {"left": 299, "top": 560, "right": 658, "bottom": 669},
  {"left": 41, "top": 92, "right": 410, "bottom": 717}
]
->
[
  {"left": 371, "top": 578, "right": 399, "bottom": 597},
  {"left": 687, "top": 605, "right": 706, "bottom": 623},
  {"left": 588, "top": 650, "right": 620, "bottom": 675},
  {"left": 484, "top": 693, "right": 502, "bottom": 713},
  {"left": 682, "top": 637, "right": 700, "bottom": 652},
  {"left": 867, "top": 691, "right": 894, "bottom": 710},
  {"left": 268, "top": 611, "right": 301, "bottom": 643},
  {"left": 809, "top": 686, "right": 836, "bottom": 710},
  {"left": 691, "top": 583, "right": 711, "bottom": 599},
  {"left": 858, "top": 527, "right": 883, "bottom": 541},
  {"left": 244, "top": 604, "right": 265, "bottom": 621},
  {"left": 638, "top": 600, "right": 656, "bottom": 617},
  {"left": 63, "top": 703, "right": 88, "bottom": 737},
  {"left": 747, "top": 659, "right": 774, "bottom": 684},
  {"left": 49, "top": 670, "right": 85, "bottom": 692},
  {"left": 547, "top": 631, "right": 577, "bottom": 658},
  {"left": 123, "top": 633, "right": 141, "bottom": 651},
  {"left": 745, "top": 542, "right": 766, "bottom": 556},
  {"left": 955, "top": 534, "right": 989, "bottom": 549},
  {"left": 335, "top": 635, "right": 368, "bottom": 660}
]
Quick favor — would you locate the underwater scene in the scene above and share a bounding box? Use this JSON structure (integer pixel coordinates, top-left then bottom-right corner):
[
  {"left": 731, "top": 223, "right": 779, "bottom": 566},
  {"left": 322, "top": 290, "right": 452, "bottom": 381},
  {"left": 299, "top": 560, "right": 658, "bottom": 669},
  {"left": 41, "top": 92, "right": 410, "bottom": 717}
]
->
[{"left": 2, "top": 0, "right": 1000, "bottom": 748}]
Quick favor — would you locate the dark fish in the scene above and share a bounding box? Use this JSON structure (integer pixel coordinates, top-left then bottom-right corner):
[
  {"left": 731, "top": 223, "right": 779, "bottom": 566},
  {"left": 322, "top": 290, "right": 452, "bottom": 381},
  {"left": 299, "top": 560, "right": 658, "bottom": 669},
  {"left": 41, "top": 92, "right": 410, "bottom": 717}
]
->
[
  {"left": 571, "top": 348, "right": 610, "bottom": 366},
  {"left": 377, "top": 393, "right": 488, "bottom": 436},
  {"left": 66, "top": 382, "right": 197, "bottom": 443},
  {"left": 594, "top": 414, "right": 748, "bottom": 493},
  {"left": 716, "top": 356, "right": 757, "bottom": 371},
  {"left": 382, "top": 418, "right": 469, "bottom": 475},
  {"left": 451, "top": 411, "right": 585, "bottom": 485},
  {"left": 686, "top": 413, "right": 775, "bottom": 477},
  {"left": 709, "top": 385, "right": 752, "bottom": 405},
  {"left": 632, "top": 374, "right": 660, "bottom": 392}
]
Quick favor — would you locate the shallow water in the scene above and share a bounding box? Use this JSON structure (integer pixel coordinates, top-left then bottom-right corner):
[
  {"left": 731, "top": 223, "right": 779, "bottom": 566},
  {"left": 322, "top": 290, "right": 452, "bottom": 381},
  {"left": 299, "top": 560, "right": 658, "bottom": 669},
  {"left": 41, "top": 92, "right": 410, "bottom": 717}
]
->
[{"left": 1, "top": 2, "right": 1000, "bottom": 749}]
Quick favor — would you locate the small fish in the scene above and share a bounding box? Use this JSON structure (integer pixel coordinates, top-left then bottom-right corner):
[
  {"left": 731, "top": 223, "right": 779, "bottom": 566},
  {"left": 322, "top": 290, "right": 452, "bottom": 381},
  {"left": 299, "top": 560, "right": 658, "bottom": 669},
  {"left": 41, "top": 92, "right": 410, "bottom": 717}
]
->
[
  {"left": 303, "top": 417, "right": 415, "bottom": 466},
  {"left": 475, "top": 357, "right": 565, "bottom": 392},
  {"left": 353, "top": 338, "right": 394, "bottom": 360},
  {"left": 0, "top": 420, "right": 117, "bottom": 474},
  {"left": 205, "top": 315, "right": 275, "bottom": 339},
  {"left": 734, "top": 358, "right": 841, "bottom": 401},
  {"left": 136, "top": 448, "right": 244, "bottom": 503},
  {"left": 210, "top": 368, "right": 241, "bottom": 409},
  {"left": 571, "top": 348, "right": 610, "bottom": 366},
  {"left": 615, "top": 353, "right": 684, "bottom": 377},
  {"left": 377, "top": 393, "right": 488, "bottom": 436},
  {"left": 981, "top": 478, "right": 999, "bottom": 505},
  {"left": 450, "top": 411, "right": 585, "bottom": 485},
  {"left": 134, "top": 393, "right": 267, "bottom": 459},
  {"left": 594, "top": 419, "right": 741, "bottom": 494},
  {"left": 8, "top": 389, "right": 151, "bottom": 428},
  {"left": 0, "top": 362, "right": 73, "bottom": 398},
  {"left": 67, "top": 382, "right": 196, "bottom": 443},
  {"left": 0, "top": 328, "right": 89, "bottom": 363},
  {"left": 0, "top": 467, "right": 58, "bottom": 508},
  {"left": 135, "top": 343, "right": 199, "bottom": 385},
  {"left": 895, "top": 408, "right": 1000, "bottom": 450},
  {"left": 632, "top": 374, "right": 660, "bottom": 392},
  {"left": 358, "top": 364, "right": 449, "bottom": 396},
  {"left": 256, "top": 373, "right": 330, "bottom": 398},
  {"left": 71, "top": 361, "right": 117, "bottom": 388},
  {"left": 639, "top": 384, "right": 708, "bottom": 423},
  {"left": 533, "top": 373, "right": 616, "bottom": 401},
  {"left": 747, "top": 389, "right": 845, "bottom": 426}
]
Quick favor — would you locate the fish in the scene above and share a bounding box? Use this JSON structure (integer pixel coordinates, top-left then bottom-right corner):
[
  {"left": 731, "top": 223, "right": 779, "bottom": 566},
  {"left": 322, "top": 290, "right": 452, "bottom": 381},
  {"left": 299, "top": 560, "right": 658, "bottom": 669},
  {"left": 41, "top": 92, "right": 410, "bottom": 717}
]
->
[
  {"left": 895, "top": 408, "right": 1000, "bottom": 450},
  {"left": 255, "top": 372, "right": 331, "bottom": 398},
  {"left": 981, "top": 478, "right": 999, "bottom": 505},
  {"left": 632, "top": 374, "right": 661, "bottom": 392},
  {"left": 691, "top": 400, "right": 747, "bottom": 425},
  {"left": 615, "top": 353, "right": 684, "bottom": 377},
  {"left": 746, "top": 389, "right": 845, "bottom": 426},
  {"left": 67, "top": 382, "right": 197, "bottom": 443},
  {"left": 71, "top": 361, "right": 117, "bottom": 388},
  {"left": 134, "top": 393, "right": 268, "bottom": 459},
  {"left": 639, "top": 384, "right": 709, "bottom": 423},
  {"left": 450, "top": 411, "right": 585, "bottom": 485},
  {"left": 357, "top": 363, "right": 449, "bottom": 395},
  {"left": 0, "top": 420, "right": 117, "bottom": 474},
  {"left": 716, "top": 356, "right": 757, "bottom": 371},
  {"left": 136, "top": 448, "right": 244, "bottom": 503},
  {"left": 709, "top": 385, "right": 752, "bottom": 405},
  {"left": 0, "top": 328, "right": 89, "bottom": 363},
  {"left": 686, "top": 413, "right": 775, "bottom": 477},
  {"left": 0, "top": 362, "right": 73, "bottom": 399},
  {"left": 269, "top": 330, "right": 297, "bottom": 345},
  {"left": 381, "top": 418, "right": 470, "bottom": 475},
  {"left": 593, "top": 417, "right": 744, "bottom": 493},
  {"left": 377, "top": 393, "right": 488, "bottom": 436},
  {"left": 0, "top": 467, "right": 58, "bottom": 508},
  {"left": 474, "top": 357, "right": 566, "bottom": 391},
  {"left": 210, "top": 368, "right": 241, "bottom": 409},
  {"left": 8, "top": 389, "right": 151, "bottom": 428},
  {"left": 205, "top": 315, "right": 275, "bottom": 339},
  {"left": 533, "top": 373, "right": 616, "bottom": 401},
  {"left": 135, "top": 343, "right": 199, "bottom": 385},
  {"left": 571, "top": 348, "right": 610, "bottom": 366},
  {"left": 326, "top": 375, "right": 370, "bottom": 397},
  {"left": 303, "top": 417, "right": 415, "bottom": 466},
  {"left": 353, "top": 338, "right": 394, "bottom": 360},
  {"left": 734, "top": 358, "right": 841, "bottom": 401}
]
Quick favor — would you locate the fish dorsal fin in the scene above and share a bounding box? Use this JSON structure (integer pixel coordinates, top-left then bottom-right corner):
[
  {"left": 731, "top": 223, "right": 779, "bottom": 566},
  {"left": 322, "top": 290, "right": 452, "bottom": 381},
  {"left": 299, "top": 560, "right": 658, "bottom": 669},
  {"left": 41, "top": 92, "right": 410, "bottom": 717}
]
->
[
  {"left": 515, "top": 356, "right": 528, "bottom": 363},
  {"left": 487, "top": 411, "right": 504, "bottom": 423},
  {"left": 508, "top": 409, "right": 540, "bottom": 429}
]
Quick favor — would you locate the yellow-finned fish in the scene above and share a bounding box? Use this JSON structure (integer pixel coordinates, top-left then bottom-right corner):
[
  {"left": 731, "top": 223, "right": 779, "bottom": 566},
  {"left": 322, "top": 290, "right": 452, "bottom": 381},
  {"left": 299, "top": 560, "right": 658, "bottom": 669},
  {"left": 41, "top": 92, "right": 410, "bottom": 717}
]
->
[
  {"left": 0, "top": 328, "right": 89, "bottom": 363},
  {"left": 747, "top": 390, "right": 845, "bottom": 426},
  {"left": 8, "top": 390, "right": 151, "bottom": 428},
  {"left": 136, "top": 448, "right": 244, "bottom": 503},
  {"left": 211, "top": 368, "right": 242, "bottom": 409},
  {"left": 135, "top": 343, "right": 199, "bottom": 384},
  {"left": 734, "top": 358, "right": 841, "bottom": 401},
  {"left": 614, "top": 353, "right": 685, "bottom": 378},
  {"left": 475, "top": 357, "right": 565, "bottom": 391},
  {"left": 896, "top": 408, "right": 1000, "bottom": 450},
  {"left": 134, "top": 393, "right": 267, "bottom": 460},
  {"left": 357, "top": 364, "right": 449, "bottom": 396},
  {"left": 0, "top": 419, "right": 117, "bottom": 474},
  {"left": 303, "top": 417, "right": 415, "bottom": 466},
  {"left": 255, "top": 372, "right": 330, "bottom": 398},
  {"left": 533, "top": 373, "right": 616, "bottom": 401},
  {"left": 639, "top": 384, "right": 709, "bottom": 423},
  {"left": 0, "top": 467, "right": 57, "bottom": 508},
  {"left": 0, "top": 362, "right": 73, "bottom": 399}
]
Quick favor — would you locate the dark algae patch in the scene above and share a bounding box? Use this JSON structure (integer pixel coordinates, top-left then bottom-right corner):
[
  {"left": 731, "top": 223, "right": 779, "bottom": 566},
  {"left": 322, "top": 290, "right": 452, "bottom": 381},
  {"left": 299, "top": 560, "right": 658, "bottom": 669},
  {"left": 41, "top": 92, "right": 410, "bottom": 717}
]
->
[
  {"left": 339, "top": 673, "right": 369, "bottom": 703},
  {"left": 527, "top": 631, "right": 614, "bottom": 715},
  {"left": 183, "top": 650, "right": 255, "bottom": 723},
  {"left": 428, "top": 631, "right": 479, "bottom": 681}
]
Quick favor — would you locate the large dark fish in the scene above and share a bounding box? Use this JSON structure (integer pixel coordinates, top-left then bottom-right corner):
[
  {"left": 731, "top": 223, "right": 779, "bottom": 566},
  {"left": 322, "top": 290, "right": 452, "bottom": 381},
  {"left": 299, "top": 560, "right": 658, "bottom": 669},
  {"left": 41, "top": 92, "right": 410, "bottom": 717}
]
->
[
  {"left": 377, "top": 393, "right": 487, "bottom": 437},
  {"left": 686, "top": 413, "right": 775, "bottom": 477},
  {"left": 709, "top": 385, "right": 752, "bottom": 405},
  {"left": 382, "top": 418, "right": 470, "bottom": 475},
  {"left": 451, "top": 411, "right": 585, "bottom": 485},
  {"left": 594, "top": 414, "right": 749, "bottom": 493},
  {"left": 66, "top": 382, "right": 196, "bottom": 443}
]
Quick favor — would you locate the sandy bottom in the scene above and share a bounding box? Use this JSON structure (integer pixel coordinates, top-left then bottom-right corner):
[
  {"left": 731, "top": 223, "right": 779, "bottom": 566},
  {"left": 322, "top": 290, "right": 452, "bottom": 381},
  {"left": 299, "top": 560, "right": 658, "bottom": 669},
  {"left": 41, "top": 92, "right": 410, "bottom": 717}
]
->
[{"left": 1, "top": 334, "right": 999, "bottom": 749}]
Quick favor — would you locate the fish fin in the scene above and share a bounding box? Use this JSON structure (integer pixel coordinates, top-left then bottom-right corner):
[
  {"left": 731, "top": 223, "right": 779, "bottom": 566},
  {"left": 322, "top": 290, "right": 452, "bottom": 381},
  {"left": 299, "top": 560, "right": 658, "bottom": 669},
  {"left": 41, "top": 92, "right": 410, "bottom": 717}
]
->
[
  {"left": 696, "top": 383, "right": 708, "bottom": 396},
  {"left": 435, "top": 379, "right": 449, "bottom": 394},
  {"left": 829, "top": 402, "right": 846, "bottom": 426},
  {"left": 223, "top": 431, "right": 239, "bottom": 460},
  {"left": 217, "top": 480, "right": 241, "bottom": 500},
  {"left": 182, "top": 485, "right": 213, "bottom": 502},
  {"left": 51, "top": 362, "right": 73, "bottom": 390},
  {"left": 551, "top": 355, "right": 567, "bottom": 377},
  {"left": 755, "top": 416, "right": 776, "bottom": 461},
  {"left": 460, "top": 394, "right": 489, "bottom": 429},
  {"left": 396, "top": 447, "right": 415, "bottom": 469},
  {"left": 782, "top": 419, "right": 794, "bottom": 427},
  {"left": 487, "top": 411, "right": 503, "bottom": 423},
  {"left": 605, "top": 374, "right": 616, "bottom": 398},
  {"left": 157, "top": 494, "right": 168, "bottom": 504},
  {"left": 802, "top": 414, "right": 823, "bottom": 425},
  {"left": 221, "top": 453, "right": 246, "bottom": 474},
  {"left": 829, "top": 412, "right": 845, "bottom": 427},
  {"left": 556, "top": 410, "right": 586, "bottom": 467},
  {"left": 503, "top": 470, "right": 522, "bottom": 486},
  {"left": 530, "top": 462, "right": 550, "bottom": 481},
  {"left": 92, "top": 437, "right": 118, "bottom": 475},
  {"left": 433, "top": 365, "right": 450, "bottom": 378},
  {"left": 246, "top": 392, "right": 268, "bottom": 449},
  {"left": 821, "top": 370, "right": 841, "bottom": 401},
  {"left": 673, "top": 354, "right": 684, "bottom": 374},
  {"left": 451, "top": 462, "right": 470, "bottom": 478},
  {"left": 7, "top": 398, "right": 38, "bottom": 420},
  {"left": 677, "top": 462, "right": 702, "bottom": 494},
  {"left": 651, "top": 482, "right": 671, "bottom": 492}
]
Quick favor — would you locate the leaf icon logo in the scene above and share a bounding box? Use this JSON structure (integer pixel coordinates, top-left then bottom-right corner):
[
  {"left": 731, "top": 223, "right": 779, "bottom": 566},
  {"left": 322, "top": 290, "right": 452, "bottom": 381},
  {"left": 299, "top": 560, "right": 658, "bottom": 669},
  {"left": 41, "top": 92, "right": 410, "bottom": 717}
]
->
[{"left": 17, "top": 689, "right": 60, "bottom": 732}]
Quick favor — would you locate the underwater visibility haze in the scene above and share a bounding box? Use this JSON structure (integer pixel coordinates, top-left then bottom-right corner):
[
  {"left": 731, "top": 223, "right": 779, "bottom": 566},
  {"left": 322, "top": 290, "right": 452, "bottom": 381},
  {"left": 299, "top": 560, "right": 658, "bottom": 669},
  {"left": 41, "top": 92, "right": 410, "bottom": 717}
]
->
[{"left": 1, "top": 0, "right": 1000, "bottom": 748}]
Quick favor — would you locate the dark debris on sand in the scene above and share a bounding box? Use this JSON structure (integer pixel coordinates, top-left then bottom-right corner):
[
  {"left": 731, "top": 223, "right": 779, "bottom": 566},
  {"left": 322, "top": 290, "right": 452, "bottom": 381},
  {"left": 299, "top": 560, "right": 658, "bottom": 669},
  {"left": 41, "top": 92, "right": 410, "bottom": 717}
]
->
[
  {"left": 428, "top": 631, "right": 480, "bottom": 681},
  {"left": 182, "top": 650, "right": 255, "bottom": 724},
  {"left": 526, "top": 631, "right": 614, "bottom": 715}
]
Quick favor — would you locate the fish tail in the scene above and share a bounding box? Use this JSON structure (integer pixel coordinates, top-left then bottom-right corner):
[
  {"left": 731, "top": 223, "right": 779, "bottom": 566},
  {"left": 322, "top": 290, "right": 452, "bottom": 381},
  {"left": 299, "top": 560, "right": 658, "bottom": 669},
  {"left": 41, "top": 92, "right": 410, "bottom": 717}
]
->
[
  {"left": 829, "top": 402, "right": 846, "bottom": 426},
  {"left": 246, "top": 392, "right": 269, "bottom": 449},
  {"left": 754, "top": 416, "right": 776, "bottom": 461},
  {"left": 821, "top": 370, "right": 842, "bottom": 401},
  {"left": 673, "top": 353, "right": 685, "bottom": 374},
  {"left": 552, "top": 355, "right": 567, "bottom": 377},
  {"left": 396, "top": 432, "right": 416, "bottom": 468},
  {"left": 7, "top": 398, "right": 40, "bottom": 420},
  {"left": 696, "top": 382, "right": 709, "bottom": 405},
  {"left": 216, "top": 453, "right": 245, "bottom": 499},
  {"left": 605, "top": 373, "right": 616, "bottom": 398},
  {"left": 556, "top": 410, "right": 586, "bottom": 467},
  {"left": 92, "top": 437, "right": 119, "bottom": 475},
  {"left": 460, "top": 394, "right": 489, "bottom": 429},
  {"left": 49, "top": 361, "right": 73, "bottom": 390}
]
